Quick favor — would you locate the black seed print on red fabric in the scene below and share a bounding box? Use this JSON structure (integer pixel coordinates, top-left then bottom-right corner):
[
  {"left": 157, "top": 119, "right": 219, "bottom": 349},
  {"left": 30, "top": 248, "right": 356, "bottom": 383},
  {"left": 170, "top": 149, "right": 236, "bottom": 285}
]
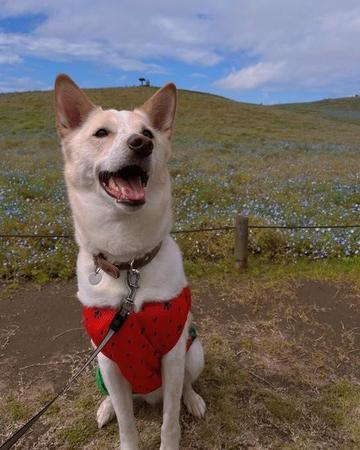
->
[
  {"left": 83, "top": 288, "right": 192, "bottom": 395},
  {"left": 94, "top": 310, "right": 102, "bottom": 319}
]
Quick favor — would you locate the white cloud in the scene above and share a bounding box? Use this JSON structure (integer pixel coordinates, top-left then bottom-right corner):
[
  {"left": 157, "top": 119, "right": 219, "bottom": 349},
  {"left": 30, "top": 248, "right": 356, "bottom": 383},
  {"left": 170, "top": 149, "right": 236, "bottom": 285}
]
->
[
  {"left": 0, "top": 33, "right": 163, "bottom": 72},
  {"left": 0, "top": 53, "right": 22, "bottom": 64},
  {"left": 215, "top": 62, "right": 286, "bottom": 90},
  {"left": 151, "top": 16, "right": 201, "bottom": 45},
  {"left": 0, "top": 76, "right": 49, "bottom": 92},
  {"left": 0, "top": 1, "right": 360, "bottom": 96},
  {"left": 213, "top": 2, "right": 360, "bottom": 93},
  {"left": 0, "top": 1, "right": 222, "bottom": 70}
]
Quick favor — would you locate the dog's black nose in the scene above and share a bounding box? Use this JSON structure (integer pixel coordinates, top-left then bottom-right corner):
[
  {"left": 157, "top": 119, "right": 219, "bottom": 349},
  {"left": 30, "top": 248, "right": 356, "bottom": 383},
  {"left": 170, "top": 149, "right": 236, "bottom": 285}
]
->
[{"left": 127, "top": 134, "right": 153, "bottom": 158}]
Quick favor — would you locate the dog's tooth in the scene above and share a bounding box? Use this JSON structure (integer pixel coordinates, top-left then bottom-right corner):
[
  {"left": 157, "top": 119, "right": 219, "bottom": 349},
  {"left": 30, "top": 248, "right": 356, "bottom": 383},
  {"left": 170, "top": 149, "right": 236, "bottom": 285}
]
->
[{"left": 109, "top": 177, "right": 117, "bottom": 190}]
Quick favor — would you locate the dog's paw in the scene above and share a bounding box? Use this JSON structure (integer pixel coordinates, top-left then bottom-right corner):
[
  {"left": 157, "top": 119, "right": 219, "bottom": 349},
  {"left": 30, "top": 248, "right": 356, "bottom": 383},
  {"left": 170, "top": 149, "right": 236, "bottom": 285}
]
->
[
  {"left": 159, "top": 444, "right": 179, "bottom": 450},
  {"left": 120, "top": 444, "right": 139, "bottom": 450},
  {"left": 96, "top": 396, "right": 116, "bottom": 428},
  {"left": 183, "top": 388, "right": 206, "bottom": 419}
]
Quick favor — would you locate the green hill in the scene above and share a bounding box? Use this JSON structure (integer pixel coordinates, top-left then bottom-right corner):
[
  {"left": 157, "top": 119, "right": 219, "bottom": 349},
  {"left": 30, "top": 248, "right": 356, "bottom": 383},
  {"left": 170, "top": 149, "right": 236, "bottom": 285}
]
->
[
  {"left": 274, "top": 95, "right": 360, "bottom": 125},
  {"left": 1, "top": 87, "right": 360, "bottom": 146},
  {"left": 0, "top": 87, "right": 359, "bottom": 281}
]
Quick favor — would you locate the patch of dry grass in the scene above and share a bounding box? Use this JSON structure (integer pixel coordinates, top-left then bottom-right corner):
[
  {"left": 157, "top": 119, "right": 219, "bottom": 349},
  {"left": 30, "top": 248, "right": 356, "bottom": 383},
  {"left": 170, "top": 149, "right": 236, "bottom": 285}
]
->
[{"left": 1, "top": 272, "right": 359, "bottom": 449}]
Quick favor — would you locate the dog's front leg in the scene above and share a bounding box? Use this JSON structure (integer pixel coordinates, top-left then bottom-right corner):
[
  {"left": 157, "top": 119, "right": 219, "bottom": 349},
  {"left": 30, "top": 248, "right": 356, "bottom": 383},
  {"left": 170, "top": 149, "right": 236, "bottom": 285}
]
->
[
  {"left": 160, "top": 318, "right": 188, "bottom": 450},
  {"left": 98, "top": 353, "right": 139, "bottom": 450}
]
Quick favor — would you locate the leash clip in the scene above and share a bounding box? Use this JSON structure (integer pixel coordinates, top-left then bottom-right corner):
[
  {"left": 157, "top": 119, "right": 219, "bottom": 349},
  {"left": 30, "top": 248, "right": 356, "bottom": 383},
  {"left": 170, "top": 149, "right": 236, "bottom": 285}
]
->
[
  {"left": 127, "top": 260, "right": 140, "bottom": 289},
  {"left": 119, "top": 260, "right": 141, "bottom": 316}
]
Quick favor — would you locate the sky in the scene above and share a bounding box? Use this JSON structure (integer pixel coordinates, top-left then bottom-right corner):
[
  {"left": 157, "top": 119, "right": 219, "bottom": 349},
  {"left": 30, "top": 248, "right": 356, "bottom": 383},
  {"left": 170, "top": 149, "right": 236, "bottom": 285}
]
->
[{"left": 0, "top": 0, "right": 360, "bottom": 104}]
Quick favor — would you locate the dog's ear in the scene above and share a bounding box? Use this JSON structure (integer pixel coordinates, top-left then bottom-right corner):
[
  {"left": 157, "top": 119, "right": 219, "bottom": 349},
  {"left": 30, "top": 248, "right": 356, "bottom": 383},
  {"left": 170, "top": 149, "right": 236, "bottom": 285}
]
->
[
  {"left": 137, "top": 83, "right": 177, "bottom": 137},
  {"left": 54, "top": 74, "right": 96, "bottom": 138}
]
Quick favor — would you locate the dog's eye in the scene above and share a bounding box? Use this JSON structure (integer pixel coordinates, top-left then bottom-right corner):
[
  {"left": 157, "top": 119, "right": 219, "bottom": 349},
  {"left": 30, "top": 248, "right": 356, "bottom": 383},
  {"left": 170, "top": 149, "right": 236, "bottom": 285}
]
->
[
  {"left": 94, "top": 128, "right": 109, "bottom": 138},
  {"left": 142, "top": 129, "right": 154, "bottom": 139}
]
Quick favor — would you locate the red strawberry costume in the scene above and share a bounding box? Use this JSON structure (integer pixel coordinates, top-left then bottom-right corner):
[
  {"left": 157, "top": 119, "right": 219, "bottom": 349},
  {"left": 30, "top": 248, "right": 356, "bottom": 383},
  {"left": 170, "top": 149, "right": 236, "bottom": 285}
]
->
[{"left": 83, "top": 287, "right": 193, "bottom": 394}]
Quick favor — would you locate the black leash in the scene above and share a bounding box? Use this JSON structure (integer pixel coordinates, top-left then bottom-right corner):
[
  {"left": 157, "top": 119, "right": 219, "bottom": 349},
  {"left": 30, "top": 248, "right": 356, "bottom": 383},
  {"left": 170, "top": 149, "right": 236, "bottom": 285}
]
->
[{"left": 0, "top": 262, "right": 141, "bottom": 450}]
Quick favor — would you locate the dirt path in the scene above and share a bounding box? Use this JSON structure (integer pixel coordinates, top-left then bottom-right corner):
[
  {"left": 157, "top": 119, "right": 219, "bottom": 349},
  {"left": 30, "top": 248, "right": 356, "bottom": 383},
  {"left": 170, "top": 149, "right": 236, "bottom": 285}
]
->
[
  {"left": 0, "top": 277, "right": 359, "bottom": 449},
  {"left": 0, "top": 281, "right": 89, "bottom": 393}
]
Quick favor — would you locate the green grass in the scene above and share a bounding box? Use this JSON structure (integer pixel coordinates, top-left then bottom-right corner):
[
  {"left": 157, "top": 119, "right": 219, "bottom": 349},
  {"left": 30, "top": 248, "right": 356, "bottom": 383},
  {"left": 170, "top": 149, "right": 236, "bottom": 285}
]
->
[
  {"left": 310, "top": 380, "right": 360, "bottom": 447},
  {"left": 2, "top": 397, "right": 30, "bottom": 421},
  {"left": 275, "top": 95, "right": 360, "bottom": 124},
  {"left": 0, "top": 87, "right": 359, "bottom": 282}
]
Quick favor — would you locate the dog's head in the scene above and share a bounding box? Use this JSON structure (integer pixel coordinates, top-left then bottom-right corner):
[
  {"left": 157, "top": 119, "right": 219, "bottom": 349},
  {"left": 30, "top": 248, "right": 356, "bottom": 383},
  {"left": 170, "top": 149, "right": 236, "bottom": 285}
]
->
[{"left": 55, "top": 74, "right": 176, "bottom": 212}]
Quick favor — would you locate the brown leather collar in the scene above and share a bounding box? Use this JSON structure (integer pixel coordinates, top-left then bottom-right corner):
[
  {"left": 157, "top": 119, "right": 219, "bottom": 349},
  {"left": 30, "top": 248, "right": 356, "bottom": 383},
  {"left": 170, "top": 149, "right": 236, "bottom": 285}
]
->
[{"left": 94, "top": 242, "right": 162, "bottom": 279}]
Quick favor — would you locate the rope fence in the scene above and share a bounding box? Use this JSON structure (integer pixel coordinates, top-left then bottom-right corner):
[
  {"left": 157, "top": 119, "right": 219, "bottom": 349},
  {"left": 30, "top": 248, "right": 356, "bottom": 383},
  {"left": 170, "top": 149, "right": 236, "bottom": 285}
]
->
[
  {"left": 1, "top": 223, "right": 359, "bottom": 239},
  {"left": 1, "top": 216, "right": 359, "bottom": 269}
]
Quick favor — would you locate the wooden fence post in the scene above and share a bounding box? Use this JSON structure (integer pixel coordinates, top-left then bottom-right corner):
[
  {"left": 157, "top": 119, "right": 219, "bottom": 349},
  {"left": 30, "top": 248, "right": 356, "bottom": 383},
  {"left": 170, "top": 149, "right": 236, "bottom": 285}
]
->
[{"left": 235, "top": 215, "right": 249, "bottom": 269}]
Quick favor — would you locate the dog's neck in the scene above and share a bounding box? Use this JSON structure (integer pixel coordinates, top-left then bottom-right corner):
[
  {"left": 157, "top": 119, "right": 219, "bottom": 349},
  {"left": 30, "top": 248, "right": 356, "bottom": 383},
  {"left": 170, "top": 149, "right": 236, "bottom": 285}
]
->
[{"left": 68, "top": 179, "right": 172, "bottom": 263}]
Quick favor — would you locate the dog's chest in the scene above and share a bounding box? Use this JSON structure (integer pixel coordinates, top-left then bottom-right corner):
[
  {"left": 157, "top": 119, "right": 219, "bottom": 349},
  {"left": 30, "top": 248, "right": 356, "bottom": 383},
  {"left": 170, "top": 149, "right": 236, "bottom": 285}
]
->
[{"left": 83, "top": 287, "right": 192, "bottom": 394}]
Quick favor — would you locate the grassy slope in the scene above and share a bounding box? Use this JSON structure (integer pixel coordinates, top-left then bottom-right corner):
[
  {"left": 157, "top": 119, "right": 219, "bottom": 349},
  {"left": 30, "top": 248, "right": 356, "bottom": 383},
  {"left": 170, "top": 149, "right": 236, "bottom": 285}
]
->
[
  {"left": 0, "top": 87, "right": 359, "bottom": 283},
  {"left": 274, "top": 95, "right": 360, "bottom": 124},
  {"left": 2, "top": 87, "right": 360, "bottom": 142},
  {"left": 0, "top": 89, "right": 359, "bottom": 448}
]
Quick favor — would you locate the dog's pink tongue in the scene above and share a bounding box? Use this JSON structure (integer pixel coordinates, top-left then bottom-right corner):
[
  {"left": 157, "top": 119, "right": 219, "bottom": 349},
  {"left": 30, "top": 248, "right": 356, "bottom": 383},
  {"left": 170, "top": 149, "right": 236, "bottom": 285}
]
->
[{"left": 113, "top": 175, "right": 145, "bottom": 201}]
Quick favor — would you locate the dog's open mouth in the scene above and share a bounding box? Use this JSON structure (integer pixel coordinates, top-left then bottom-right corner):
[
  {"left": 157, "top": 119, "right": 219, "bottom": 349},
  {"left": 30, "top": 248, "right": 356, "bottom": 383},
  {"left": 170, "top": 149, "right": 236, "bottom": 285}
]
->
[{"left": 99, "top": 165, "right": 149, "bottom": 206}]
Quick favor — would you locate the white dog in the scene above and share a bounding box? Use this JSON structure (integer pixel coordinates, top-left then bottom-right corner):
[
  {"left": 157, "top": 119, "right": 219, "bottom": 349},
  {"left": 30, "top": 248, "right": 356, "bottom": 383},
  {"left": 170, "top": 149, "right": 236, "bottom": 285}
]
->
[{"left": 55, "top": 75, "right": 206, "bottom": 450}]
